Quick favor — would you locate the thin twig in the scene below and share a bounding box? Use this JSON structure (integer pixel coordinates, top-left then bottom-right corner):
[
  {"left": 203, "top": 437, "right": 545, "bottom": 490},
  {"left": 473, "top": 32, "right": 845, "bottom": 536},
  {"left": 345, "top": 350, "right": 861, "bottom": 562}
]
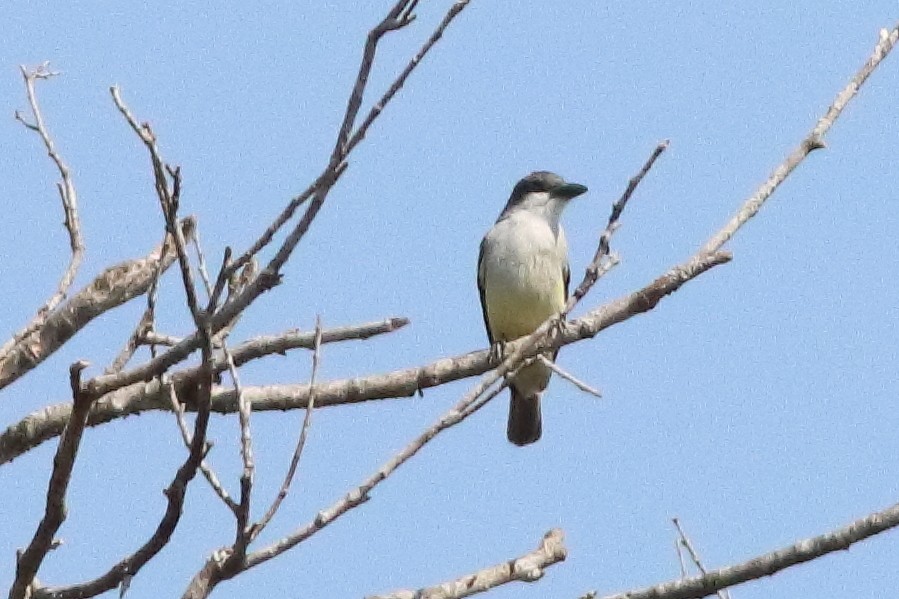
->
[
  {"left": 191, "top": 227, "right": 214, "bottom": 299},
  {"left": 345, "top": 0, "right": 471, "bottom": 155},
  {"left": 241, "top": 350, "right": 516, "bottom": 573},
  {"left": 106, "top": 226, "right": 176, "bottom": 373},
  {"left": 2, "top": 63, "right": 84, "bottom": 361},
  {"left": 368, "top": 529, "right": 567, "bottom": 599},
  {"left": 672, "top": 518, "right": 728, "bottom": 599},
  {"left": 537, "top": 356, "right": 602, "bottom": 399},
  {"left": 143, "top": 228, "right": 177, "bottom": 361},
  {"left": 9, "top": 360, "right": 91, "bottom": 599},
  {"left": 227, "top": 344, "right": 253, "bottom": 551},
  {"left": 165, "top": 380, "right": 237, "bottom": 513},
  {"left": 219, "top": 0, "right": 423, "bottom": 286},
  {"left": 675, "top": 536, "right": 688, "bottom": 579},
  {"left": 105, "top": 308, "right": 154, "bottom": 374},
  {"left": 256, "top": 1, "right": 439, "bottom": 284},
  {"left": 568, "top": 140, "right": 669, "bottom": 312},
  {"left": 249, "top": 316, "right": 324, "bottom": 541},
  {"left": 110, "top": 87, "right": 204, "bottom": 328}
]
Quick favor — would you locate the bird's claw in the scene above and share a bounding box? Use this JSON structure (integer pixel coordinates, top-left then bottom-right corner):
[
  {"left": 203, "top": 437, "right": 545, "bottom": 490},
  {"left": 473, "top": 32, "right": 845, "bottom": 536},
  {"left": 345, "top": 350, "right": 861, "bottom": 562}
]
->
[{"left": 489, "top": 340, "right": 507, "bottom": 365}]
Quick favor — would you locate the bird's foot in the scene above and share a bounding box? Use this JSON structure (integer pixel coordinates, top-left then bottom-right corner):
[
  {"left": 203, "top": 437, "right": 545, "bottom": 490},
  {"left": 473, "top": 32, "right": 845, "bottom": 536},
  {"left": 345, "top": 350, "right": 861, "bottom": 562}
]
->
[
  {"left": 550, "top": 314, "right": 567, "bottom": 339},
  {"left": 489, "top": 340, "right": 507, "bottom": 365}
]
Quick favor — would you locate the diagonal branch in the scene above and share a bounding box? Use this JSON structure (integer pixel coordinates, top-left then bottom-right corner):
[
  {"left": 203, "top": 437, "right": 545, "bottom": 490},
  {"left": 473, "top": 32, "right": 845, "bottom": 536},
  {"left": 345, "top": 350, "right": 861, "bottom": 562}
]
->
[
  {"left": 700, "top": 24, "right": 899, "bottom": 254},
  {"left": 182, "top": 318, "right": 327, "bottom": 596},
  {"left": 249, "top": 0, "right": 473, "bottom": 299},
  {"left": 3, "top": 64, "right": 84, "bottom": 363},
  {"left": 368, "top": 529, "right": 568, "bottom": 599},
  {"left": 0, "top": 317, "right": 408, "bottom": 465},
  {"left": 110, "top": 88, "right": 204, "bottom": 327},
  {"left": 223, "top": 0, "right": 460, "bottom": 285},
  {"left": 9, "top": 361, "right": 91, "bottom": 599},
  {"left": 588, "top": 499, "right": 899, "bottom": 599},
  {"left": 345, "top": 0, "right": 471, "bottom": 155},
  {"left": 238, "top": 354, "right": 516, "bottom": 574},
  {"left": 568, "top": 140, "right": 669, "bottom": 310},
  {"left": 0, "top": 217, "right": 196, "bottom": 392}
]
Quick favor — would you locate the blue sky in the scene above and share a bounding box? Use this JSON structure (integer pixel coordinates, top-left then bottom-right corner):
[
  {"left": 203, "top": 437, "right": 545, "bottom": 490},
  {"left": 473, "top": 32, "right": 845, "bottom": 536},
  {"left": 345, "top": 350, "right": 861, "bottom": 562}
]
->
[{"left": 2, "top": 2, "right": 898, "bottom": 598}]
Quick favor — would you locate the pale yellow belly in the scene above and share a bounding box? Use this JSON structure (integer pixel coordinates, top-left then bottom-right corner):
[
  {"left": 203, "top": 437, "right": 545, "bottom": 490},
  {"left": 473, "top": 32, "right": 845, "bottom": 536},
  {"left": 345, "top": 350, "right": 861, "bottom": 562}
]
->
[{"left": 484, "top": 273, "right": 565, "bottom": 341}]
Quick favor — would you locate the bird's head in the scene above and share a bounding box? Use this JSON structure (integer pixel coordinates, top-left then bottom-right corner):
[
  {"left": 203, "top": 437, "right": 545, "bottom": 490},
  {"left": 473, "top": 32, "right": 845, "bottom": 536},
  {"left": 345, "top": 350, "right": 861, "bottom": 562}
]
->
[{"left": 501, "top": 171, "right": 587, "bottom": 220}]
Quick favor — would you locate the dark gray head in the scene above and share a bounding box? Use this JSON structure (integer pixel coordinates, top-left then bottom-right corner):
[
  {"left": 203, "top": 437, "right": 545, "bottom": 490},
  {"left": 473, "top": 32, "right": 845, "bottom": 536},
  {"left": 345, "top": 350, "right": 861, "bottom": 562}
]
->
[{"left": 499, "top": 171, "right": 588, "bottom": 220}]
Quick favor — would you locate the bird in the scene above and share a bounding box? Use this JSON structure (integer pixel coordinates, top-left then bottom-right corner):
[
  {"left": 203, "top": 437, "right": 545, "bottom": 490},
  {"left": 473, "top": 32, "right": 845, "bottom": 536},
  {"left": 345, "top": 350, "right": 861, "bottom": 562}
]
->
[{"left": 477, "top": 171, "right": 587, "bottom": 445}]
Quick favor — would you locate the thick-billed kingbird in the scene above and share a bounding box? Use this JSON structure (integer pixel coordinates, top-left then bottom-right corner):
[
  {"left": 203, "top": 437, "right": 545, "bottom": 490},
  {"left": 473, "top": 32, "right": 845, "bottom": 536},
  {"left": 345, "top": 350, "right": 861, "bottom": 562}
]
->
[{"left": 477, "top": 171, "right": 587, "bottom": 446}]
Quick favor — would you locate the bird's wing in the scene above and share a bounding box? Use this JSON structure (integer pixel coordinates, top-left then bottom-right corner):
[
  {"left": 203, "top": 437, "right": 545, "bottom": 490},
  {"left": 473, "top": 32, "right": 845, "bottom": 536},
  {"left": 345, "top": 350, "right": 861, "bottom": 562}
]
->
[
  {"left": 477, "top": 236, "right": 495, "bottom": 345},
  {"left": 553, "top": 258, "right": 570, "bottom": 362}
]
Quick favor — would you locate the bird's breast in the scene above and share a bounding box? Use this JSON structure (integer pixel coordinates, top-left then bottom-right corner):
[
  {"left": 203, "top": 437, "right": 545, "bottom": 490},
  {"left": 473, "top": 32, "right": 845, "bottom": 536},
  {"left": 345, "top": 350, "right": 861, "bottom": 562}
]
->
[{"left": 480, "top": 215, "right": 567, "bottom": 341}]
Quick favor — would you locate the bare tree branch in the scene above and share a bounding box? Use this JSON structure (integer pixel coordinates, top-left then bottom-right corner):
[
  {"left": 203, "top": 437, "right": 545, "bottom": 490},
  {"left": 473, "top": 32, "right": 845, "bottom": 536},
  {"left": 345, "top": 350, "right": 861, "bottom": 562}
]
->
[
  {"left": 92, "top": 0, "right": 474, "bottom": 407},
  {"left": 345, "top": 0, "right": 471, "bottom": 155},
  {"left": 110, "top": 89, "right": 204, "bottom": 328},
  {"left": 239, "top": 0, "right": 472, "bottom": 308},
  {"left": 249, "top": 317, "right": 324, "bottom": 541},
  {"left": 586, "top": 500, "right": 899, "bottom": 599},
  {"left": 568, "top": 139, "right": 669, "bottom": 310},
  {"left": 0, "top": 217, "right": 196, "bottom": 391},
  {"left": 9, "top": 361, "right": 91, "bottom": 599},
  {"left": 227, "top": 344, "right": 254, "bottom": 557},
  {"left": 238, "top": 359, "right": 513, "bottom": 575},
  {"left": 700, "top": 25, "right": 899, "bottom": 254},
  {"left": 0, "top": 317, "right": 408, "bottom": 465},
  {"left": 107, "top": 226, "right": 176, "bottom": 373},
  {"left": 17, "top": 69, "right": 227, "bottom": 598},
  {"left": 183, "top": 318, "right": 326, "bottom": 595},
  {"left": 1, "top": 249, "right": 729, "bottom": 467},
  {"left": 191, "top": 226, "right": 215, "bottom": 300},
  {"left": 105, "top": 307, "right": 155, "bottom": 374},
  {"left": 368, "top": 529, "right": 568, "bottom": 599},
  {"left": 32, "top": 340, "right": 216, "bottom": 599},
  {"left": 2, "top": 64, "right": 84, "bottom": 363},
  {"left": 223, "top": 0, "right": 469, "bottom": 287},
  {"left": 578, "top": 29, "right": 899, "bottom": 599}
]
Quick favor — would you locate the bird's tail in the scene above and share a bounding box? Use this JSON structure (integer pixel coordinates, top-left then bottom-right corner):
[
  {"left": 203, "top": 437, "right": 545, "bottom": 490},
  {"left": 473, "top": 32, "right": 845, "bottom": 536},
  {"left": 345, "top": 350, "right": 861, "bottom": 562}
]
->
[{"left": 507, "top": 388, "right": 542, "bottom": 446}]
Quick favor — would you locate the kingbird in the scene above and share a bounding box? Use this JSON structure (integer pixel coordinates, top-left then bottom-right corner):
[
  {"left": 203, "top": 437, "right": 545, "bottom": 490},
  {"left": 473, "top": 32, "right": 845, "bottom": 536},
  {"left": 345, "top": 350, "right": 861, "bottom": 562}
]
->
[{"left": 477, "top": 171, "right": 587, "bottom": 446}]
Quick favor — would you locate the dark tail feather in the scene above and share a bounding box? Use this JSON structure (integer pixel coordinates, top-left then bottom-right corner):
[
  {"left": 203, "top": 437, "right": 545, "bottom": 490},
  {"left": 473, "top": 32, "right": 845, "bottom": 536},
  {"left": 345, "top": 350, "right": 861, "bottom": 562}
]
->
[{"left": 507, "top": 389, "right": 542, "bottom": 446}]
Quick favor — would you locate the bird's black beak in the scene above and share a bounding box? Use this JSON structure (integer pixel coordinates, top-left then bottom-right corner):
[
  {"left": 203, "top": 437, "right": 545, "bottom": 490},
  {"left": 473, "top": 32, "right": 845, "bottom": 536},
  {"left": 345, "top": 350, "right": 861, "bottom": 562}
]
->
[{"left": 553, "top": 182, "right": 588, "bottom": 200}]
